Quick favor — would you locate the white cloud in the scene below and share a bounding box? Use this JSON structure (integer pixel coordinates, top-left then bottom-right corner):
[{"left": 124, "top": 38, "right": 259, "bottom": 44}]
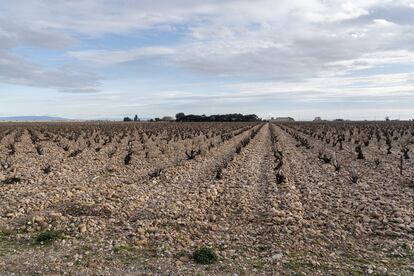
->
[
  {"left": 0, "top": 51, "right": 100, "bottom": 92},
  {"left": 69, "top": 47, "right": 175, "bottom": 65},
  {"left": 0, "top": 1, "right": 390, "bottom": 35},
  {"left": 304, "top": 2, "right": 371, "bottom": 23},
  {"left": 0, "top": 19, "right": 77, "bottom": 50},
  {"left": 49, "top": 1, "right": 408, "bottom": 82},
  {"left": 224, "top": 72, "right": 414, "bottom": 100},
  {"left": 0, "top": 12, "right": 96, "bottom": 92}
]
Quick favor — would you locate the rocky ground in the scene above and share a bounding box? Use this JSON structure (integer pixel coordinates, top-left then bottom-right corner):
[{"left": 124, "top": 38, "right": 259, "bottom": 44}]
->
[{"left": 0, "top": 122, "right": 413, "bottom": 275}]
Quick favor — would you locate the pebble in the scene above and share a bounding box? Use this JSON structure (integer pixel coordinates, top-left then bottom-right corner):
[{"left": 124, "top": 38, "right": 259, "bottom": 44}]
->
[
  {"left": 78, "top": 224, "right": 87, "bottom": 233},
  {"left": 378, "top": 266, "right": 387, "bottom": 274},
  {"left": 271, "top": 253, "right": 283, "bottom": 262}
]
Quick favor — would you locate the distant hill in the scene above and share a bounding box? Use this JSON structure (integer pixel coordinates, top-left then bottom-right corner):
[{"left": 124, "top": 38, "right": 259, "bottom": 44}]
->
[{"left": 0, "top": 116, "right": 68, "bottom": 121}]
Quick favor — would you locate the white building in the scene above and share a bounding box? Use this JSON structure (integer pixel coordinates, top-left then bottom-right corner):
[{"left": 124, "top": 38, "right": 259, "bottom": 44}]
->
[{"left": 271, "top": 117, "right": 295, "bottom": 122}]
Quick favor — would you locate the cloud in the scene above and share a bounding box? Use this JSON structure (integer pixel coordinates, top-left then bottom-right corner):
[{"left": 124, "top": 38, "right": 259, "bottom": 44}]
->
[
  {"left": 0, "top": 19, "right": 76, "bottom": 50},
  {"left": 30, "top": 0, "right": 408, "bottom": 82},
  {"left": 164, "top": 7, "right": 414, "bottom": 79},
  {"left": 0, "top": 1, "right": 387, "bottom": 35},
  {"left": 0, "top": 51, "right": 100, "bottom": 93},
  {"left": 1, "top": 0, "right": 414, "bottom": 114},
  {"left": 0, "top": 13, "right": 96, "bottom": 92},
  {"left": 224, "top": 72, "right": 414, "bottom": 101},
  {"left": 69, "top": 47, "right": 175, "bottom": 65}
]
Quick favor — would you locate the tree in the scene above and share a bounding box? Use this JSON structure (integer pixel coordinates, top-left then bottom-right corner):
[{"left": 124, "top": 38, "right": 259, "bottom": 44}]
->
[
  {"left": 123, "top": 117, "right": 132, "bottom": 122},
  {"left": 134, "top": 115, "right": 139, "bottom": 121},
  {"left": 175, "top": 112, "right": 185, "bottom": 121}
]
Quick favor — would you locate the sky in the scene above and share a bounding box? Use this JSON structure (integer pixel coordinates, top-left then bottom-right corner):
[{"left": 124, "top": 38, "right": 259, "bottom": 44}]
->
[{"left": 1, "top": 0, "right": 414, "bottom": 120}]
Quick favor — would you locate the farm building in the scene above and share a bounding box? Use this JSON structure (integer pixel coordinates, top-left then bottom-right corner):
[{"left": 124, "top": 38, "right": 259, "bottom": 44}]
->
[
  {"left": 271, "top": 117, "right": 295, "bottom": 122},
  {"left": 161, "top": 116, "right": 175, "bottom": 121}
]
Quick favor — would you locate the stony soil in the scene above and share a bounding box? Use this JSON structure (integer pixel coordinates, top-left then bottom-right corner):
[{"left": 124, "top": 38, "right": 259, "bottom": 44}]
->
[{"left": 0, "top": 122, "right": 413, "bottom": 275}]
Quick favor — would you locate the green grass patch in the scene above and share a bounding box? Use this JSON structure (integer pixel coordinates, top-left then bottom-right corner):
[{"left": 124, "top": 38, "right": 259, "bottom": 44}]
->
[
  {"left": 114, "top": 244, "right": 138, "bottom": 254},
  {"left": 0, "top": 227, "right": 12, "bottom": 241},
  {"left": 0, "top": 226, "right": 21, "bottom": 257},
  {"left": 284, "top": 258, "right": 311, "bottom": 272},
  {"left": 76, "top": 244, "right": 94, "bottom": 254},
  {"left": 34, "top": 230, "right": 62, "bottom": 245},
  {"left": 251, "top": 259, "right": 266, "bottom": 270},
  {"left": 193, "top": 247, "right": 218, "bottom": 265},
  {"left": 345, "top": 266, "right": 364, "bottom": 275},
  {"left": 112, "top": 243, "right": 147, "bottom": 265}
]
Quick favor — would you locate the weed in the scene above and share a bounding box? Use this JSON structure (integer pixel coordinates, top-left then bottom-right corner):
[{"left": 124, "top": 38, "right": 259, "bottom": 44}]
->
[{"left": 114, "top": 244, "right": 137, "bottom": 254}]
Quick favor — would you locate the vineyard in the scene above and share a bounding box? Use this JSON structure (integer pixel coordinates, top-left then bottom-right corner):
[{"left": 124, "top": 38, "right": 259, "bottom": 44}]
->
[{"left": 0, "top": 121, "right": 413, "bottom": 275}]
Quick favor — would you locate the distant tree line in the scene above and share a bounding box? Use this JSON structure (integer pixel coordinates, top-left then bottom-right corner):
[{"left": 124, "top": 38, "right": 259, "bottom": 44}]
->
[
  {"left": 123, "top": 113, "right": 261, "bottom": 122},
  {"left": 123, "top": 115, "right": 140, "bottom": 122},
  {"left": 175, "top": 113, "right": 260, "bottom": 122}
]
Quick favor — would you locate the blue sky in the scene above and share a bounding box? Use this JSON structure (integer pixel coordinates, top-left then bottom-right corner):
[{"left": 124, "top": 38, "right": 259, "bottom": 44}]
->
[{"left": 1, "top": 0, "right": 414, "bottom": 120}]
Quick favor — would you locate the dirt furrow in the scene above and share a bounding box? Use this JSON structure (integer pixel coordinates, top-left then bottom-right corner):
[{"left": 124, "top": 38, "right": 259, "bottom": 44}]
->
[{"left": 184, "top": 124, "right": 281, "bottom": 261}]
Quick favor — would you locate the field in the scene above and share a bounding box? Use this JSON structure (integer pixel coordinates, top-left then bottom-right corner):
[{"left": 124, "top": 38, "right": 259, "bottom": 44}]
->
[{"left": 0, "top": 121, "right": 413, "bottom": 275}]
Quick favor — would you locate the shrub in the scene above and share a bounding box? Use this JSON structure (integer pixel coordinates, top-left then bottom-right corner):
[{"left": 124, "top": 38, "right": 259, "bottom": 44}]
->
[
  {"left": 2, "top": 176, "right": 22, "bottom": 185},
  {"left": 124, "top": 151, "right": 133, "bottom": 165},
  {"left": 355, "top": 145, "right": 364, "bottom": 159},
  {"left": 401, "top": 146, "right": 410, "bottom": 159},
  {"left": 318, "top": 150, "right": 331, "bottom": 163},
  {"left": 385, "top": 136, "right": 392, "bottom": 154},
  {"left": 214, "top": 167, "right": 223, "bottom": 180},
  {"left": 148, "top": 167, "right": 163, "bottom": 178},
  {"left": 350, "top": 167, "right": 358, "bottom": 183},
  {"left": 34, "top": 230, "right": 62, "bottom": 245},
  {"left": 276, "top": 169, "right": 285, "bottom": 184},
  {"left": 193, "top": 247, "right": 218, "bottom": 264},
  {"left": 332, "top": 159, "right": 341, "bottom": 172},
  {"left": 43, "top": 165, "right": 52, "bottom": 174},
  {"left": 69, "top": 149, "right": 82, "bottom": 158},
  {"left": 185, "top": 148, "right": 200, "bottom": 160},
  {"left": 36, "top": 145, "right": 44, "bottom": 155}
]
